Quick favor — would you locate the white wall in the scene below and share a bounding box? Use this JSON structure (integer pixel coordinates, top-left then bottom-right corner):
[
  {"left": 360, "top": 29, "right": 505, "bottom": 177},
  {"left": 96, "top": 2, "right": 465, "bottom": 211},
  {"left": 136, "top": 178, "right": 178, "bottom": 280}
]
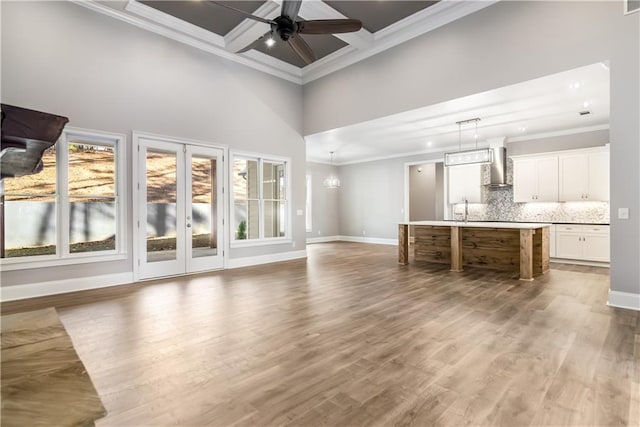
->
[
  {"left": 1, "top": 1, "right": 305, "bottom": 287},
  {"left": 305, "top": 162, "right": 340, "bottom": 238},
  {"left": 304, "top": 1, "right": 639, "bottom": 297}
]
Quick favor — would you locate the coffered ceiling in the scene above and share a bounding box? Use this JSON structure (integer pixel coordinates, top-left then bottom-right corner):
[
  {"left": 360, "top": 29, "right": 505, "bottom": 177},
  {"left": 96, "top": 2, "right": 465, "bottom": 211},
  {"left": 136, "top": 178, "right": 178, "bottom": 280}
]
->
[{"left": 78, "top": 0, "right": 496, "bottom": 84}]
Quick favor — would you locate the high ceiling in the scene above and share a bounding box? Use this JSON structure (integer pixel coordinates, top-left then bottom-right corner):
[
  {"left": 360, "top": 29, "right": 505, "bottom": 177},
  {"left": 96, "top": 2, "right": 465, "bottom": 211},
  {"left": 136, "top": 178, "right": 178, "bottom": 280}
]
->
[
  {"left": 89, "top": 0, "right": 496, "bottom": 84},
  {"left": 141, "top": 1, "right": 437, "bottom": 67},
  {"left": 305, "top": 63, "right": 611, "bottom": 164}
]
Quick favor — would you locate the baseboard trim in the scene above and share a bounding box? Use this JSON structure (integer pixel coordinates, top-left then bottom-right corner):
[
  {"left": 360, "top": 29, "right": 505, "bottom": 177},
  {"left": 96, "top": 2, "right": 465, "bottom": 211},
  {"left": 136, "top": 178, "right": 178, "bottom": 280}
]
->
[
  {"left": 306, "top": 236, "right": 341, "bottom": 244},
  {"left": 1, "top": 272, "right": 134, "bottom": 302},
  {"left": 607, "top": 290, "right": 640, "bottom": 311},
  {"left": 306, "top": 236, "right": 398, "bottom": 246},
  {"left": 551, "top": 258, "right": 610, "bottom": 267},
  {"left": 227, "top": 250, "right": 307, "bottom": 269},
  {"left": 338, "top": 235, "right": 399, "bottom": 246}
]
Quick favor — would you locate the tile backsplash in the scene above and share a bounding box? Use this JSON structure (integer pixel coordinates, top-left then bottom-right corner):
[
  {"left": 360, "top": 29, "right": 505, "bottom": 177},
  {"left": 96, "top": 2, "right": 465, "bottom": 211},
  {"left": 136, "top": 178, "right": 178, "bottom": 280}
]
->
[{"left": 453, "top": 160, "right": 610, "bottom": 224}]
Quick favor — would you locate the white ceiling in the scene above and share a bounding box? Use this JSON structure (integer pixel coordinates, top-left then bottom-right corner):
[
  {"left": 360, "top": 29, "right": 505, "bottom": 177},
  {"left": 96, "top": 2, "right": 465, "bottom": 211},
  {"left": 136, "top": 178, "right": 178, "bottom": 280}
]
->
[{"left": 305, "top": 62, "right": 610, "bottom": 164}]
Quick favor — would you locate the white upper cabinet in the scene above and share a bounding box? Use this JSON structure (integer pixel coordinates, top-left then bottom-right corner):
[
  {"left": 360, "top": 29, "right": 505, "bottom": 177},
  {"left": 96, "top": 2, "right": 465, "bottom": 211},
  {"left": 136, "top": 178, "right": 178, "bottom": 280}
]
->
[
  {"left": 559, "top": 148, "right": 609, "bottom": 201},
  {"left": 512, "top": 156, "right": 558, "bottom": 202},
  {"left": 447, "top": 163, "right": 482, "bottom": 204}
]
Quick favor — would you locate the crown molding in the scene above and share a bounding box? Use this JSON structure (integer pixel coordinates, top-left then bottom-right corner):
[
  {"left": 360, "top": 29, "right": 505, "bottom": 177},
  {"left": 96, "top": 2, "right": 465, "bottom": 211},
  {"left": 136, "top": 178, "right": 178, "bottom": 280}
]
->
[
  {"left": 71, "top": 0, "right": 302, "bottom": 84},
  {"left": 125, "top": 0, "right": 225, "bottom": 46},
  {"left": 301, "top": 0, "right": 499, "bottom": 84},
  {"left": 73, "top": 0, "right": 497, "bottom": 85}
]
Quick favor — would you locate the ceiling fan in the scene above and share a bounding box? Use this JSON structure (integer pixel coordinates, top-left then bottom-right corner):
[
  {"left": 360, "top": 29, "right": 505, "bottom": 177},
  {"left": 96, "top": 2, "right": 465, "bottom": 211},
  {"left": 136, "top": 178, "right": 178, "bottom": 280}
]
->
[{"left": 209, "top": 0, "right": 363, "bottom": 65}]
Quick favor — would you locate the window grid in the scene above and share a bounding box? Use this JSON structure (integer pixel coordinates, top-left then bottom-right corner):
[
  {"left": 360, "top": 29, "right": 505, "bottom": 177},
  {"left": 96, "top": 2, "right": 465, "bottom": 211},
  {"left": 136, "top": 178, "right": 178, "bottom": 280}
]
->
[
  {"left": 232, "top": 154, "right": 290, "bottom": 244},
  {"left": 0, "top": 128, "right": 125, "bottom": 265}
]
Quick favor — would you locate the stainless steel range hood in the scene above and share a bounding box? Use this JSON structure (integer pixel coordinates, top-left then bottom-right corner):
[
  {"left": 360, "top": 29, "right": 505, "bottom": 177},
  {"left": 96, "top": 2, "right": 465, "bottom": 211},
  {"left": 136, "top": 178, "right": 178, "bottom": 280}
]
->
[{"left": 485, "top": 146, "right": 511, "bottom": 188}]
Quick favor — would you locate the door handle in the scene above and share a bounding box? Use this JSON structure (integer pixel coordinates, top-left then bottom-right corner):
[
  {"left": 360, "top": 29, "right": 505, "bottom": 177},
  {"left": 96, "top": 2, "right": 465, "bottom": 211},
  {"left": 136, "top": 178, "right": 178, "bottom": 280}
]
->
[{"left": 187, "top": 223, "right": 192, "bottom": 228}]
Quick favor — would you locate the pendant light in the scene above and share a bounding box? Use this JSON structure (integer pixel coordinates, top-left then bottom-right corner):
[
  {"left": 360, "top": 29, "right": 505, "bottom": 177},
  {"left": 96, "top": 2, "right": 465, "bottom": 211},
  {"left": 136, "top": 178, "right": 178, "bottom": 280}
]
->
[
  {"left": 444, "top": 118, "right": 493, "bottom": 167},
  {"left": 323, "top": 151, "right": 340, "bottom": 188}
]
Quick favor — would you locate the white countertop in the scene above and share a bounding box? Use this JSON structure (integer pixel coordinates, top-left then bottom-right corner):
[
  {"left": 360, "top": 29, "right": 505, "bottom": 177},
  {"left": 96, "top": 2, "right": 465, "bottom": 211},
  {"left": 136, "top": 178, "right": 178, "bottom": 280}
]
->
[{"left": 400, "top": 221, "right": 552, "bottom": 230}]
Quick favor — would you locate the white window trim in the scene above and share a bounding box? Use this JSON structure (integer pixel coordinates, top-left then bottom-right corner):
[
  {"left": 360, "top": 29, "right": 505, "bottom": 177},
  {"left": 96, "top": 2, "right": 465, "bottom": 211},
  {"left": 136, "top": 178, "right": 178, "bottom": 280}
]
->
[
  {"left": 1, "top": 126, "right": 127, "bottom": 270},
  {"left": 230, "top": 151, "right": 292, "bottom": 248},
  {"left": 306, "top": 174, "right": 312, "bottom": 233}
]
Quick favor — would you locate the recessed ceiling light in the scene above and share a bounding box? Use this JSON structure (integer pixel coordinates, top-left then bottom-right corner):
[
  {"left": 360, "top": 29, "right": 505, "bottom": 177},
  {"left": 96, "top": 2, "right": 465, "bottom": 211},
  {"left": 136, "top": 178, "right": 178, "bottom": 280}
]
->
[
  {"left": 426, "top": 141, "right": 433, "bottom": 147},
  {"left": 583, "top": 101, "right": 590, "bottom": 108},
  {"left": 265, "top": 36, "right": 276, "bottom": 48},
  {"left": 570, "top": 81, "right": 581, "bottom": 89},
  {"left": 519, "top": 127, "right": 527, "bottom": 132}
]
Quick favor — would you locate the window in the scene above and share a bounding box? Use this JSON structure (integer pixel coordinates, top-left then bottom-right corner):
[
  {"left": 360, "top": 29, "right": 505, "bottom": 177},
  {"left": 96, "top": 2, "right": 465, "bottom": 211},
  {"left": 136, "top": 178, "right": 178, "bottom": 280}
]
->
[
  {"left": 305, "top": 175, "right": 312, "bottom": 232},
  {"left": 1, "top": 128, "right": 125, "bottom": 267},
  {"left": 232, "top": 154, "right": 289, "bottom": 244}
]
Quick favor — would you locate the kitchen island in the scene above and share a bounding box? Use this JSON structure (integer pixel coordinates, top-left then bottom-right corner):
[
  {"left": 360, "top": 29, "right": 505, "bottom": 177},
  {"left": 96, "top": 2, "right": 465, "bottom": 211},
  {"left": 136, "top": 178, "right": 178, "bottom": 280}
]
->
[{"left": 398, "top": 221, "right": 551, "bottom": 281}]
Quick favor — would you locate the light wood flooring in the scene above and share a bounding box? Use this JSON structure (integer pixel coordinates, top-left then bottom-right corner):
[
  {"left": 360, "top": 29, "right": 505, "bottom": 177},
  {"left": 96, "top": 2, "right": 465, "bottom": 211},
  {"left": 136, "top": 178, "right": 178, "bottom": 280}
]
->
[{"left": 2, "top": 242, "right": 638, "bottom": 426}]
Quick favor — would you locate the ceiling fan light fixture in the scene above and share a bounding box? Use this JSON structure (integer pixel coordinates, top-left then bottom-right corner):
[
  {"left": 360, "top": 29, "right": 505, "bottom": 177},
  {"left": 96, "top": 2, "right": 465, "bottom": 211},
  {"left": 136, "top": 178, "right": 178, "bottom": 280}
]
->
[{"left": 265, "top": 35, "right": 276, "bottom": 48}]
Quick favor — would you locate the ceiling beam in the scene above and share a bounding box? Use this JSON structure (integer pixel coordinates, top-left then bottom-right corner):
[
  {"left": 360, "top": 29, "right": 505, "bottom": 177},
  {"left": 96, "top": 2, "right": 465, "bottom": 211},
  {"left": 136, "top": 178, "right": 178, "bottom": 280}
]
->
[
  {"left": 224, "top": 1, "right": 280, "bottom": 53},
  {"left": 276, "top": 0, "right": 375, "bottom": 50}
]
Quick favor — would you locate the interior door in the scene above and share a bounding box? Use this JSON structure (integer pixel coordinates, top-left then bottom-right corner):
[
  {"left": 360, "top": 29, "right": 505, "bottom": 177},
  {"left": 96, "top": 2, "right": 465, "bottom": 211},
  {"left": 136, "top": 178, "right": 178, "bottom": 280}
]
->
[{"left": 138, "top": 137, "right": 223, "bottom": 280}]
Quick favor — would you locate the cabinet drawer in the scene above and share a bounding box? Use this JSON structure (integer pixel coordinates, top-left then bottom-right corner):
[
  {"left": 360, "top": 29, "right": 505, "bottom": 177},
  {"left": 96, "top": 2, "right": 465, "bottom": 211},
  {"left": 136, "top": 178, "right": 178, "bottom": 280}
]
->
[
  {"left": 583, "top": 225, "right": 609, "bottom": 234},
  {"left": 556, "top": 225, "right": 581, "bottom": 233}
]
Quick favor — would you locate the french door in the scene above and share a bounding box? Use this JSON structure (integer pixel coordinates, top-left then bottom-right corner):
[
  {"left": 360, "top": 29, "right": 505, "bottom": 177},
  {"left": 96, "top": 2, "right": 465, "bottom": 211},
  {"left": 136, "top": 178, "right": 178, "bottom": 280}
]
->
[{"left": 137, "top": 137, "right": 224, "bottom": 280}]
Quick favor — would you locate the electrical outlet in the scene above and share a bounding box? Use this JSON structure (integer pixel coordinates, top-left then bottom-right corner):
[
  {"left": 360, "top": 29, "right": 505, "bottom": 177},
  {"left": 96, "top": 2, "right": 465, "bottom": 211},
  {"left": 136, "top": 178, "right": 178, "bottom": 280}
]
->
[
  {"left": 318, "top": 230, "right": 322, "bottom": 235},
  {"left": 618, "top": 207, "right": 629, "bottom": 219},
  {"left": 296, "top": 209, "right": 303, "bottom": 216},
  {"left": 292, "top": 242, "right": 296, "bottom": 248},
  {"left": 362, "top": 230, "right": 366, "bottom": 236}
]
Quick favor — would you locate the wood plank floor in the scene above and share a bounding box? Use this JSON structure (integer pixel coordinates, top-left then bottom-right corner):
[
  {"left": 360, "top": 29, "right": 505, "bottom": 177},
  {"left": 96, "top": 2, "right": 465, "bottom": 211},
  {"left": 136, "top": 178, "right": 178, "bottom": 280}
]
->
[{"left": 2, "top": 242, "right": 638, "bottom": 426}]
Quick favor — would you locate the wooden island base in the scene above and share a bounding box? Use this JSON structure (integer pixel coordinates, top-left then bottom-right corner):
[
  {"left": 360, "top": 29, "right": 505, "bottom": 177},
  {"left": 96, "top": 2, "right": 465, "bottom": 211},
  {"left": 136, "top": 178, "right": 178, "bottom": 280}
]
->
[{"left": 399, "top": 223, "right": 550, "bottom": 281}]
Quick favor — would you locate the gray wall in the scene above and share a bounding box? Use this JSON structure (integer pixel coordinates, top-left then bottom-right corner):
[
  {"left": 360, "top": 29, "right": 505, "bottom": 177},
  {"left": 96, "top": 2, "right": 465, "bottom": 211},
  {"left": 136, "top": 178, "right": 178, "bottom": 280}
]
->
[
  {"left": 338, "top": 152, "right": 442, "bottom": 239},
  {"left": 305, "top": 162, "right": 340, "bottom": 238},
  {"left": 507, "top": 128, "right": 609, "bottom": 156},
  {"left": 305, "top": 1, "right": 639, "bottom": 296},
  {"left": 1, "top": 1, "right": 305, "bottom": 286}
]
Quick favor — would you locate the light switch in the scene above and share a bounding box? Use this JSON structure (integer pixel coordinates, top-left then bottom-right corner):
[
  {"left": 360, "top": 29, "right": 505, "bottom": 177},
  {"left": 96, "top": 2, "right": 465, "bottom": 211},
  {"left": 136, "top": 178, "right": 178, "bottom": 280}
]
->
[
  {"left": 618, "top": 207, "right": 629, "bottom": 219},
  {"left": 296, "top": 209, "right": 303, "bottom": 216}
]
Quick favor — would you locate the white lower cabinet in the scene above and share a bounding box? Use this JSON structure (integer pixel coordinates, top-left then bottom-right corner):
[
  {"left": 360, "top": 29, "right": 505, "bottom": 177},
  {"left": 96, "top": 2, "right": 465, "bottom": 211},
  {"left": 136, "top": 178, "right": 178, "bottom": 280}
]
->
[
  {"left": 549, "top": 225, "right": 556, "bottom": 258},
  {"left": 555, "top": 225, "right": 610, "bottom": 262}
]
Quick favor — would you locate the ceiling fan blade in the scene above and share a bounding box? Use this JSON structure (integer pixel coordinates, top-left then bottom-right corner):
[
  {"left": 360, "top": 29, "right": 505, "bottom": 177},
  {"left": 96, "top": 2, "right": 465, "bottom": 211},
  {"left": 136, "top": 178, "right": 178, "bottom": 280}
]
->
[
  {"left": 288, "top": 34, "right": 315, "bottom": 65},
  {"left": 281, "top": 0, "right": 302, "bottom": 21},
  {"left": 237, "top": 31, "right": 273, "bottom": 53},
  {"left": 207, "top": 1, "right": 274, "bottom": 25},
  {"left": 297, "top": 19, "right": 363, "bottom": 35}
]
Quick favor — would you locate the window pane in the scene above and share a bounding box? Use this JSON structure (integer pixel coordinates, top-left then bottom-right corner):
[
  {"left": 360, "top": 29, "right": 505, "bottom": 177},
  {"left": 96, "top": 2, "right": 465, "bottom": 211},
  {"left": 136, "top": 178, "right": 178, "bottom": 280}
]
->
[
  {"left": 146, "top": 150, "right": 177, "bottom": 262},
  {"left": 234, "top": 200, "right": 259, "bottom": 240},
  {"left": 68, "top": 142, "right": 115, "bottom": 196},
  {"left": 69, "top": 197, "right": 116, "bottom": 253},
  {"left": 192, "top": 156, "right": 217, "bottom": 258},
  {"left": 263, "top": 161, "right": 285, "bottom": 200},
  {"left": 233, "top": 158, "right": 258, "bottom": 199},
  {"left": 2, "top": 148, "right": 56, "bottom": 258},
  {"left": 2, "top": 194, "right": 56, "bottom": 258},
  {"left": 264, "top": 200, "right": 286, "bottom": 238},
  {"left": 3, "top": 148, "right": 56, "bottom": 195}
]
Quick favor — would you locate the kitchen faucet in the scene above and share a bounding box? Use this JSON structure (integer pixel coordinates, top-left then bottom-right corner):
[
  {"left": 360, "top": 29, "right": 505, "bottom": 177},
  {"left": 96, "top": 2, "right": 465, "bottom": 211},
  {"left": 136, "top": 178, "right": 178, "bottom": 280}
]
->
[{"left": 464, "top": 198, "right": 469, "bottom": 222}]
